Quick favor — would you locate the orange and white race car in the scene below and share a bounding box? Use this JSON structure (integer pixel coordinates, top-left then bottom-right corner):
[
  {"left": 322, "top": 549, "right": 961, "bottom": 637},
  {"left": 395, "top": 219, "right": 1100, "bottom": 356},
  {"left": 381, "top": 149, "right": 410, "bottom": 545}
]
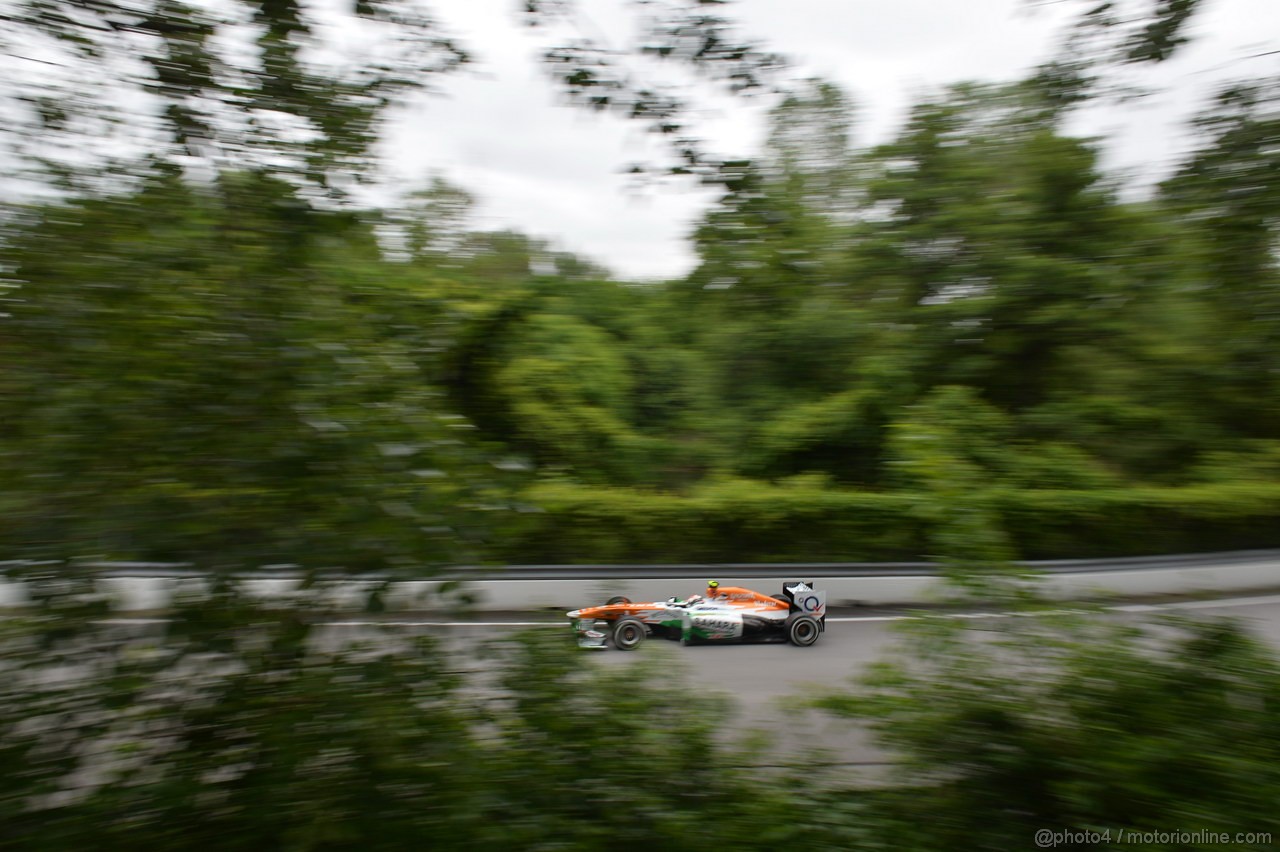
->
[{"left": 567, "top": 580, "right": 826, "bottom": 650}]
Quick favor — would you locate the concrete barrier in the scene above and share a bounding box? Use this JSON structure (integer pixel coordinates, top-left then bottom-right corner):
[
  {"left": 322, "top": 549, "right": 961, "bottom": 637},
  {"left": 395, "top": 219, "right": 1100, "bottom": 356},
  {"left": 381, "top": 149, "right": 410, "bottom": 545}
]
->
[{"left": 3, "top": 551, "right": 1278, "bottom": 612}]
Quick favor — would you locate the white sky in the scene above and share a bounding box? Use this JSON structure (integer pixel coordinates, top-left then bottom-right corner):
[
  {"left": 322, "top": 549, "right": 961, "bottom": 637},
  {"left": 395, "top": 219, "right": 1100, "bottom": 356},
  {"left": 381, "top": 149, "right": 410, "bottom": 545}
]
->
[{"left": 385, "top": 0, "right": 1279, "bottom": 280}]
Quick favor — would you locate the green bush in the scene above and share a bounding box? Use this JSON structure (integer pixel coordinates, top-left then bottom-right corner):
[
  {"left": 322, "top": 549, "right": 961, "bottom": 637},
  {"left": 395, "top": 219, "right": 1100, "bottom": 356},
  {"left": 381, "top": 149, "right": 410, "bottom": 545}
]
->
[
  {"left": 813, "top": 615, "right": 1280, "bottom": 851},
  {"left": 503, "top": 479, "right": 928, "bottom": 563},
  {"left": 1190, "top": 441, "right": 1280, "bottom": 484},
  {"left": 993, "top": 482, "right": 1280, "bottom": 559},
  {"left": 500, "top": 480, "right": 1280, "bottom": 563},
  {"left": 0, "top": 576, "right": 803, "bottom": 852}
]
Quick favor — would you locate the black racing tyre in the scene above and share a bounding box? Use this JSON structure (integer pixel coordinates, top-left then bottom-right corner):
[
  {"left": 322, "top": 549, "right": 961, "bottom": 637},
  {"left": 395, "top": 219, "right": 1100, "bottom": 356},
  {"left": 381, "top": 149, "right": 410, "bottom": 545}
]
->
[
  {"left": 605, "top": 595, "right": 631, "bottom": 605},
  {"left": 771, "top": 594, "right": 790, "bottom": 604},
  {"left": 787, "top": 615, "right": 821, "bottom": 647},
  {"left": 612, "top": 618, "right": 647, "bottom": 651}
]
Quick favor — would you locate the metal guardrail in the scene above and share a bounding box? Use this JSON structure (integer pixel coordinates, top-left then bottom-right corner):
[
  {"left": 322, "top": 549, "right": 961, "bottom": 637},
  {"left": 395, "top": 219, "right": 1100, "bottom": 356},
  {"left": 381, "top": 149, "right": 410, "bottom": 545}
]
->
[
  {"left": 4, "top": 549, "right": 1279, "bottom": 581},
  {"left": 5, "top": 551, "right": 1279, "bottom": 610}
]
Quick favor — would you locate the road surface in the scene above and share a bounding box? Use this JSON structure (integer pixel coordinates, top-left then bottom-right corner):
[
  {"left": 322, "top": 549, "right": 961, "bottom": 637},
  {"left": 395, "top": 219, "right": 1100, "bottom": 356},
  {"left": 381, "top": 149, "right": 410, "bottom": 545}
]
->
[{"left": 299, "top": 593, "right": 1280, "bottom": 780}]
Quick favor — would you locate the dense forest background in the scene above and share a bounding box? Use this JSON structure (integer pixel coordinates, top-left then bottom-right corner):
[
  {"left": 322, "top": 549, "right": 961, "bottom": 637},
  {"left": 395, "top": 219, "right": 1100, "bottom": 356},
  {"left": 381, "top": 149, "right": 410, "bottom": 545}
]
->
[
  {"left": 6, "top": 73, "right": 1278, "bottom": 569},
  {"left": 2, "top": 0, "right": 1277, "bottom": 571}
]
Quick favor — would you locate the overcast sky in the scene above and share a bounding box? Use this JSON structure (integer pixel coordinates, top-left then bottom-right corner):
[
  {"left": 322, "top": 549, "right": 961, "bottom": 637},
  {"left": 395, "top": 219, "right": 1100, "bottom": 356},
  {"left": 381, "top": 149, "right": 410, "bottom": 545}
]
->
[{"left": 383, "top": 0, "right": 1279, "bottom": 280}]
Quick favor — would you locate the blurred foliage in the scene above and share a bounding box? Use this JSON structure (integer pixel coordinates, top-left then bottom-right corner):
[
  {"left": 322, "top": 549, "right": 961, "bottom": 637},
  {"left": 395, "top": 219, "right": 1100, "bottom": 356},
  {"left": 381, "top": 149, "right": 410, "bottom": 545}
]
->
[
  {"left": 528, "top": 0, "right": 790, "bottom": 181},
  {"left": 814, "top": 613, "right": 1280, "bottom": 851},
  {"left": 499, "top": 479, "right": 1280, "bottom": 564},
  {"left": 5, "top": 576, "right": 1280, "bottom": 851},
  {"left": 0, "top": 0, "right": 469, "bottom": 193},
  {"left": 883, "top": 387, "right": 1023, "bottom": 598},
  {"left": 0, "top": 576, "right": 807, "bottom": 851},
  {"left": 1161, "top": 79, "right": 1280, "bottom": 440},
  {"left": 0, "top": 172, "right": 506, "bottom": 570},
  {"left": 1, "top": 0, "right": 1278, "bottom": 570},
  {"left": 1048, "top": 0, "right": 1208, "bottom": 68},
  {"left": 0, "top": 572, "right": 479, "bottom": 849},
  {"left": 502, "top": 477, "right": 926, "bottom": 563},
  {"left": 1, "top": 0, "right": 793, "bottom": 192},
  {"left": 469, "top": 630, "right": 803, "bottom": 851}
]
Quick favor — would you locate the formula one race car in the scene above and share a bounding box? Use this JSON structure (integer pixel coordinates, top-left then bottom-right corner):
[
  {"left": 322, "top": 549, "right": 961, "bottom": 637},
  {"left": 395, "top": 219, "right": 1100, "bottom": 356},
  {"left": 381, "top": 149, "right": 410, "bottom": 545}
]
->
[{"left": 567, "top": 580, "right": 827, "bottom": 650}]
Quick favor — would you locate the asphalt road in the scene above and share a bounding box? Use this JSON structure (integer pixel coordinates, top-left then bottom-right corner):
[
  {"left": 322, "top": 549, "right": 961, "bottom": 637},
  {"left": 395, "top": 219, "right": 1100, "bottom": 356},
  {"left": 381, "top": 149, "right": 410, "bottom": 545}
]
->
[{"left": 303, "top": 592, "right": 1280, "bottom": 780}]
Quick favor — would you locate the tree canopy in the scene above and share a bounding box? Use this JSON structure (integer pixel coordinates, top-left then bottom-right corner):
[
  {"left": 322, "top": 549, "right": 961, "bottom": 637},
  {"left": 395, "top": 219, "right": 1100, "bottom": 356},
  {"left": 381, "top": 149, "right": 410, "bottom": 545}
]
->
[{"left": 2, "top": 0, "right": 1277, "bottom": 566}]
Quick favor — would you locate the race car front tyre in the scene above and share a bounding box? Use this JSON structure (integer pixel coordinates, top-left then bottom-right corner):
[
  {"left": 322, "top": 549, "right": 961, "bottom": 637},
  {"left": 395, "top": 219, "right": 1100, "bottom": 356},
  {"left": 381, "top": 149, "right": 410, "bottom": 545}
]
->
[
  {"left": 787, "top": 615, "right": 821, "bottom": 647},
  {"left": 612, "top": 618, "right": 647, "bottom": 651},
  {"left": 605, "top": 596, "right": 632, "bottom": 605}
]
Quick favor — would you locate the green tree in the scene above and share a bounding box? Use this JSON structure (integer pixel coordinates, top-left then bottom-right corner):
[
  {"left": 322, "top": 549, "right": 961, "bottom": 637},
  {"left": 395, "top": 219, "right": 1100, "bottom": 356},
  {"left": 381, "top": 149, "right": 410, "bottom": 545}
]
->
[
  {"left": 1160, "top": 78, "right": 1280, "bottom": 439},
  {"left": 687, "top": 80, "right": 858, "bottom": 313},
  {"left": 1, "top": 0, "right": 792, "bottom": 193},
  {"left": 0, "top": 577, "right": 806, "bottom": 851},
  {"left": 0, "top": 173, "right": 499, "bottom": 569},
  {"left": 492, "top": 310, "right": 645, "bottom": 483},
  {"left": 816, "top": 614, "right": 1280, "bottom": 851},
  {"left": 852, "top": 82, "right": 1148, "bottom": 413},
  {"left": 469, "top": 631, "right": 802, "bottom": 851},
  {"left": 0, "top": 0, "right": 468, "bottom": 193}
]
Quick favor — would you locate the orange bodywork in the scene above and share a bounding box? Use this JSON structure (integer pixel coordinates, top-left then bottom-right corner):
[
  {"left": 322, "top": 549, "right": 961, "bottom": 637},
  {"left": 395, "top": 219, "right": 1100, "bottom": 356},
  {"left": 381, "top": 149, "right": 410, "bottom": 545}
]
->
[
  {"left": 706, "top": 586, "right": 789, "bottom": 609},
  {"left": 569, "top": 586, "right": 788, "bottom": 622}
]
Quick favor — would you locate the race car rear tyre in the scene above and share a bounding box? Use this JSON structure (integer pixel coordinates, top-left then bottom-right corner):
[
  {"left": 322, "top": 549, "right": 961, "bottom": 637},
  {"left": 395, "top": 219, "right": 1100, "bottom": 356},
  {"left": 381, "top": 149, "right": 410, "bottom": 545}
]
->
[
  {"left": 612, "top": 618, "right": 646, "bottom": 651},
  {"left": 605, "top": 596, "right": 631, "bottom": 605},
  {"left": 787, "top": 615, "right": 821, "bottom": 647}
]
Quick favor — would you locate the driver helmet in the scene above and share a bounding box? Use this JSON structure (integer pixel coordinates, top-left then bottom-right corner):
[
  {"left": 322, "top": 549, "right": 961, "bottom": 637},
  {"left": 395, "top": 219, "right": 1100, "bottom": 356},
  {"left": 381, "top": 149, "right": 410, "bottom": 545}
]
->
[{"left": 706, "top": 580, "right": 720, "bottom": 597}]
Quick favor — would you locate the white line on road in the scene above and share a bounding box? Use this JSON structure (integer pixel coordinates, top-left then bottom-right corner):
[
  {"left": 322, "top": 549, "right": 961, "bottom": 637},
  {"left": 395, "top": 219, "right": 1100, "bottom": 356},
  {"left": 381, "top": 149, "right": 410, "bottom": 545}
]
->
[
  {"left": 822, "top": 593, "right": 1280, "bottom": 623},
  {"left": 1112, "top": 593, "right": 1280, "bottom": 612}
]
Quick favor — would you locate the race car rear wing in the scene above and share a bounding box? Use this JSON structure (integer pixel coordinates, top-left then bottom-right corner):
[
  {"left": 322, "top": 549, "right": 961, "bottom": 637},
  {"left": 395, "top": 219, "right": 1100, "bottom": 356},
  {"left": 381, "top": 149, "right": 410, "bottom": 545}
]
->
[{"left": 781, "top": 581, "right": 826, "bottom": 617}]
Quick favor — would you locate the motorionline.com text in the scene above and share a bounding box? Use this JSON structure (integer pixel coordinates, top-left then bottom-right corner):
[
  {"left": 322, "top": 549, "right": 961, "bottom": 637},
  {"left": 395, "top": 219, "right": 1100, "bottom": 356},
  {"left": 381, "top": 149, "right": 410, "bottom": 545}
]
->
[{"left": 1035, "top": 828, "right": 1271, "bottom": 847}]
